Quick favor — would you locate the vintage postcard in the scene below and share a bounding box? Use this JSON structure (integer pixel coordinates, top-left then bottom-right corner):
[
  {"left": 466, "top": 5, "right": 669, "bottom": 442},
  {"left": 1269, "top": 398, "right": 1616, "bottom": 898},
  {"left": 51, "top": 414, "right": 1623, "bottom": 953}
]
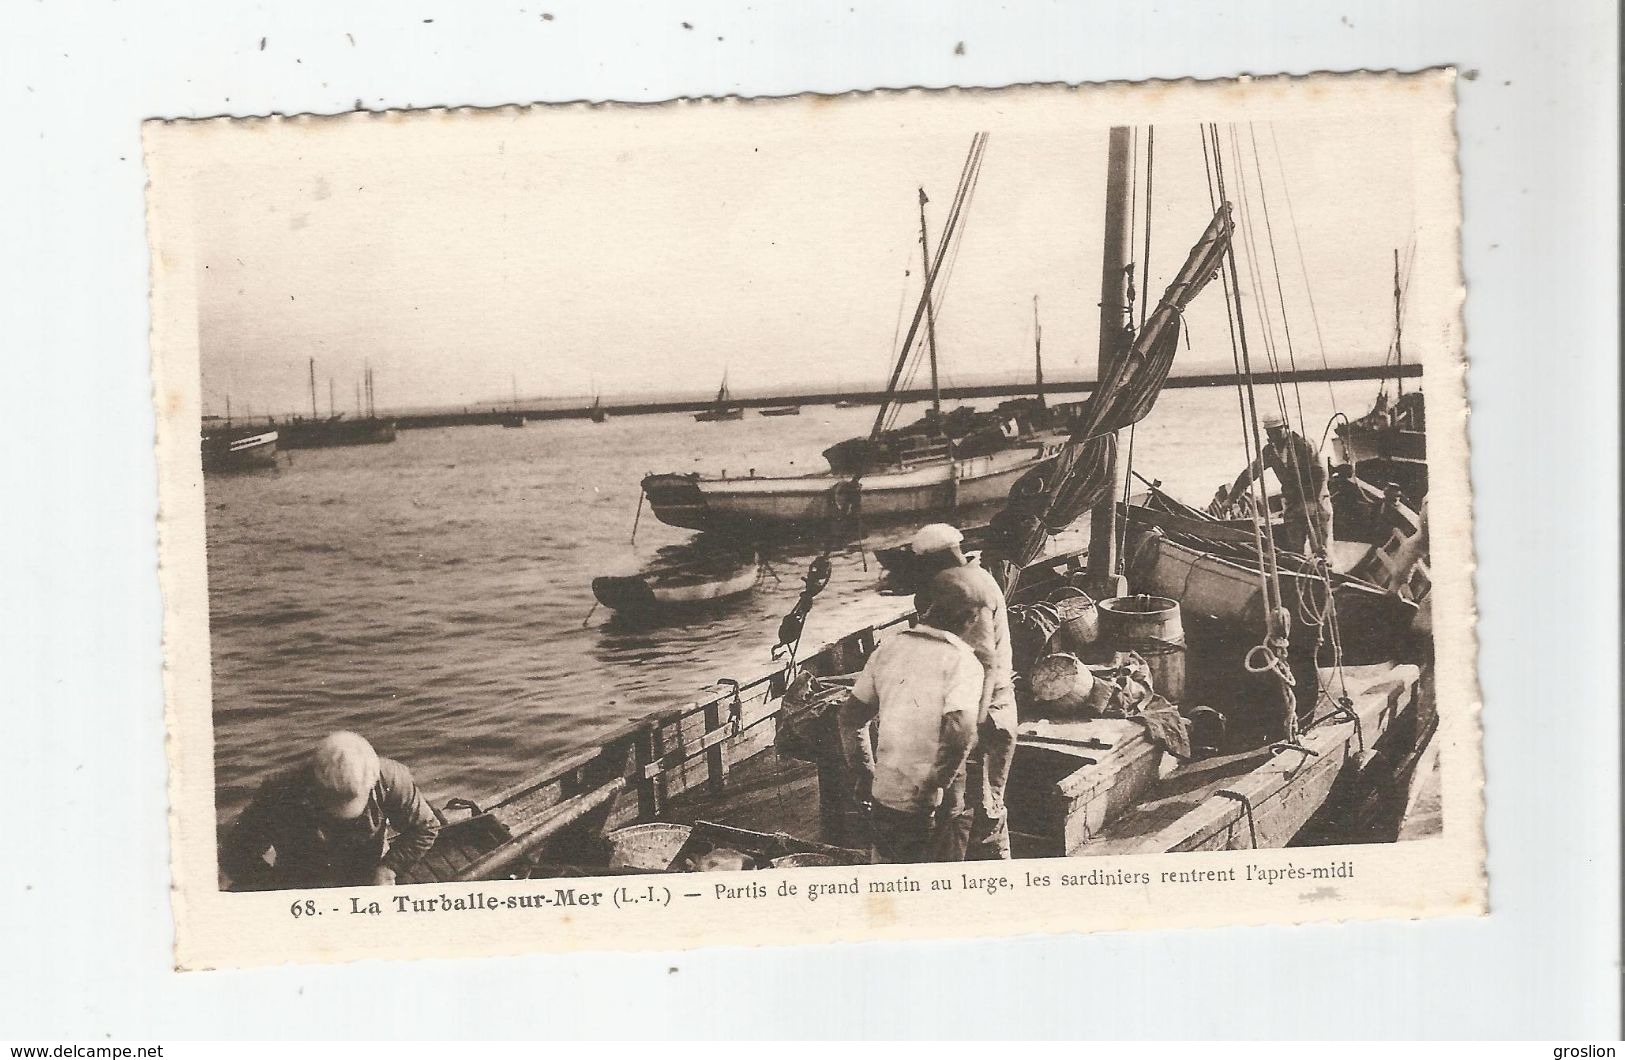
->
[{"left": 147, "top": 71, "right": 1481, "bottom": 970}]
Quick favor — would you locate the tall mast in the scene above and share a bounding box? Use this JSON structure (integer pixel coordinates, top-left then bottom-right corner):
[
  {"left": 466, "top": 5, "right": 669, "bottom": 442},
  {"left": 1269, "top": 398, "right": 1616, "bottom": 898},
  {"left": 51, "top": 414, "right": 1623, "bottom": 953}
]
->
[
  {"left": 328, "top": 378, "right": 335, "bottom": 418},
  {"left": 1393, "top": 247, "right": 1404, "bottom": 400},
  {"left": 1087, "top": 126, "right": 1133, "bottom": 591},
  {"left": 308, "top": 357, "right": 318, "bottom": 419},
  {"left": 355, "top": 380, "right": 362, "bottom": 418},
  {"left": 917, "top": 188, "right": 943, "bottom": 422},
  {"left": 226, "top": 394, "right": 231, "bottom": 427},
  {"left": 1033, "top": 294, "right": 1046, "bottom": 410}
]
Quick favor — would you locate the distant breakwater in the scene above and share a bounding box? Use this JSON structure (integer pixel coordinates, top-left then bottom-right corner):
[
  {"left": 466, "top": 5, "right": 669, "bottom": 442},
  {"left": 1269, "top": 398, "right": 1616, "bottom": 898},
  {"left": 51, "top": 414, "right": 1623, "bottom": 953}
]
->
[{"left": 393, "top": 362, "right": 1422, "bottom": 430}]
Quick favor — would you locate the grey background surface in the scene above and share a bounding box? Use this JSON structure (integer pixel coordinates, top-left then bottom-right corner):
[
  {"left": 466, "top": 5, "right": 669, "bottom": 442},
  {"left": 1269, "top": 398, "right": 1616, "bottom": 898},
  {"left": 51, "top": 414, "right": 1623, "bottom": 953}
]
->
[{"left": 2, "top": 0, "right": 1617, "bottom": 1039}]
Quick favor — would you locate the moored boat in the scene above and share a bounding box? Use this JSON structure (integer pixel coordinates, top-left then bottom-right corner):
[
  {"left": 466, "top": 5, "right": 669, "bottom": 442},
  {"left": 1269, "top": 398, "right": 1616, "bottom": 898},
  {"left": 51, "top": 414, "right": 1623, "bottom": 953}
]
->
[
  {"left": 201, "top": 429, "right": 280, "bottom": 473},
  {"left": 758, "top": 405, "right": 801, "bottom": 417},
  {"left": 591, "top": 537, "right": 761, "bottom": 619},
  {"left": 694, "top": 374, "right": 744, "bottom": 422},
  {"left": 641, "top": 437, "right": 1066, "bottom": 535},
  {"left": 1333, "top": 252, "right": 1427, "bottom": 502},
  {"left": 280, "top": 358, "right": 399, "bottom": 448},
  {"left": 279, "top": 415, "right": 398, "bottom": 448}
]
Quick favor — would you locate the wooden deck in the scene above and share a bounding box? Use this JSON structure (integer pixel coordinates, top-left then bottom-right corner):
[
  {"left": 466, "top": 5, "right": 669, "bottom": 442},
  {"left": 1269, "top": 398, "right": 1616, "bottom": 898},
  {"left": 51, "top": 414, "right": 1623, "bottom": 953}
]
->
[
  {"left": 1085, "top": 662, "right": 1421, "bottom": 854},
  {"left": 658, "top": 747, "right": 827, "bottom": 843}
]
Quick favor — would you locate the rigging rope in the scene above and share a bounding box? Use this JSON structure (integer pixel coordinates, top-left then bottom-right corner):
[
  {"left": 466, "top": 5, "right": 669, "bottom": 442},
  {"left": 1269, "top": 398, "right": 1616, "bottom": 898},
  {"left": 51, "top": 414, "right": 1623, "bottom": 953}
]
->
[
  {"left": 1265, "top": 124, "right": 1339, "bottom": 417},
  {"left": 1207, "top": 121, "right": 1298, "bottom": 743}
]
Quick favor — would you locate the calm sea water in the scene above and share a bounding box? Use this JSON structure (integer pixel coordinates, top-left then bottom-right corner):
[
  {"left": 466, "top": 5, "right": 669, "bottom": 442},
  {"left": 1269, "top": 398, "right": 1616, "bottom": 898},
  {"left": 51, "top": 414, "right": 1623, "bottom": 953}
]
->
[{"left": 205, "top": 380, "right": 1381, "bottom": 820}]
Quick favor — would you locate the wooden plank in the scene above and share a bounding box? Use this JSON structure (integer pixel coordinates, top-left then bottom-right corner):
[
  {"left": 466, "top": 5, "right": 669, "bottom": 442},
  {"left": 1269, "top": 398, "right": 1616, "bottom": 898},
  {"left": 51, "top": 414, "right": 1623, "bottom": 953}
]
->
[{"left": 1085, "top": 663, "right": 1419, "bottom": 855}]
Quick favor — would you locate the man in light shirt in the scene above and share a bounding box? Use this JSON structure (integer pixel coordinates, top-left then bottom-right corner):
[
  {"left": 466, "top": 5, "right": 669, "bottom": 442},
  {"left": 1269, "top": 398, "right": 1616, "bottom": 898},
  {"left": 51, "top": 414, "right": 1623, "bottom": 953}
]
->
[
  {"left": 836, "top": 592, "right": 985, "bottom": 863},
  {"left": 910, "top": 523, "right": 1018, "bottom": 860}
]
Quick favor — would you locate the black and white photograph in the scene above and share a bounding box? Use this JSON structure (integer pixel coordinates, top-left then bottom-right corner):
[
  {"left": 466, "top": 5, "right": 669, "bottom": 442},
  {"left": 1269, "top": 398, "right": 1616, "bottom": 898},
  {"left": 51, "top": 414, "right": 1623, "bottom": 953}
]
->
[{"left": 148, "top": 74, "right": 1481, "bottom": 967}]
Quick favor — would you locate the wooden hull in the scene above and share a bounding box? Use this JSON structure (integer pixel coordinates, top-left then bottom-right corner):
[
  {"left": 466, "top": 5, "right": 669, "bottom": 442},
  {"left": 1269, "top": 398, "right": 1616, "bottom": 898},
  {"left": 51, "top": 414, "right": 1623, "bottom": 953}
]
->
[
  {"left": 758, "top": 406, "right": 802, "bottom": 417},
  {"left": 1082, "top": 663, "right": 1421, "bottom": 855},
  {"left": 642, "top": 441, "right": 1065, "bottom": 534},
  {"left": 1122, "top": 526, "right": 1418, "bottom": 664},
  {"left": 1335, "top": 422, "right": 1425, "bottom": 464},
  {"left": 694, "top": 408, "right": 744, "bottom": 422},
  {"left": 278, "top": 418, "right": 397, "bottom": 449},
  {"left": 591, "top": 554, "right": 761, "bottom": 616},
  {"left": 201, "top": 431, "right": 279, "bottom": 473}
]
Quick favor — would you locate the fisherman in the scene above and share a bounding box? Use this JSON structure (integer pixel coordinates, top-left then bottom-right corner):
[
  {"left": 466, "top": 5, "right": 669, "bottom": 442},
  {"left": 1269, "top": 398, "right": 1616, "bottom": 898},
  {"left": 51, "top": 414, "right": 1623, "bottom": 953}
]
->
[
  {"left": 836, "top": 592, "right": 985, "bottom": 864},
  {"left": 1224, "top": 412, "right": 1333, "bottom": 555},
  {"left": 908, "top": 523, "right": 1018, "bottom": 860},
  {"left": 221, "top": 731, "right": 441, "bottom": 890}
]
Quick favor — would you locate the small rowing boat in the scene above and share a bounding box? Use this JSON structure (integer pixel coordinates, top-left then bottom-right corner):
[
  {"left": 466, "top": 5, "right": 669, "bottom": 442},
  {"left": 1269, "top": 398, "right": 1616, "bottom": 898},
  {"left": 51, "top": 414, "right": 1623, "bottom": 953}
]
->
[
  {"left": 758, "top": 405, "right": 802, "bottom": 417},
  {"left": 591, "top": 537, "right": 761, "bottom": 619}
]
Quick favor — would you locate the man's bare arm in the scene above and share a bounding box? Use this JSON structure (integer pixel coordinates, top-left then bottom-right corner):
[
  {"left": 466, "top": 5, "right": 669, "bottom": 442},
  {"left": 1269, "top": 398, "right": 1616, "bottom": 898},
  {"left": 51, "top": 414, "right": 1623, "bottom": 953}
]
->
[{"left": 836, "top": 692, "right": 879, "bottom": 793}]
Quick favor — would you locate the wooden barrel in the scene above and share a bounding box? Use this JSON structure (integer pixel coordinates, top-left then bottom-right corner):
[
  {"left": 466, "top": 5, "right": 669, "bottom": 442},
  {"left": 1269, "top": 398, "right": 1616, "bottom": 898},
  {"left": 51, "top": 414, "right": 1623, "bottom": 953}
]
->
[
  {"left": 1097, "top": 594, "right": 1187, "bottom": 703},
  {"left": 1030, "top": 653, "right": 1109, "bottom": 716}
]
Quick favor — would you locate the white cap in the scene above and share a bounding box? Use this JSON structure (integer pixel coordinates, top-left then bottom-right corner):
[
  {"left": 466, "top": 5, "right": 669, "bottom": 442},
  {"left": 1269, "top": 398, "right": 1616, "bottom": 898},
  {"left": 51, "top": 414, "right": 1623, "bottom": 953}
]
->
[
  {"left": 1262, "top": 412, "right": 1287, "bottom": 430},
  {"left": 310, "top": 731, "right": 381, "bottom": 816},
  {"left": 910, "top": 523, "right": 964, "bottom": 554}
]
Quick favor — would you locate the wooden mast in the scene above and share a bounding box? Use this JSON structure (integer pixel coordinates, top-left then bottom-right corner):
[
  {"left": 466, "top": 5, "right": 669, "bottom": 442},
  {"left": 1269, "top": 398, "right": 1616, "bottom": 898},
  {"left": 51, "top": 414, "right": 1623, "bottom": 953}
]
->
[
  {"left": 917, "top": 187, "right": 943, "bottom": 423},
  {"left": 1087, "top": 126, "right": 1133, "bottom": 590},
  {"left": 307, "top": 357, "right": 318, "bottom": 419},
  {"left": 1033, "top": 294, "right": 1046, "bottom": 410}
]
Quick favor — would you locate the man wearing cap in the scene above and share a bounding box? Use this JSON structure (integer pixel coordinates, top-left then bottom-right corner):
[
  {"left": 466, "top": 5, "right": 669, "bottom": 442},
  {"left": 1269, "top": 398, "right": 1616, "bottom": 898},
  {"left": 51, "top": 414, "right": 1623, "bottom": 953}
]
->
[
  {"left": 909, "top": 522, "right": 1019, "bottom": 860},
  {"left": 221, "top": 731, "right": 441, "bottom": 890},
  {"left": 836, "top": 593, "right": 985, "bottom": 863},
  {"left": 1225, "top": 414, "right": 1334, "bottom": 555}
]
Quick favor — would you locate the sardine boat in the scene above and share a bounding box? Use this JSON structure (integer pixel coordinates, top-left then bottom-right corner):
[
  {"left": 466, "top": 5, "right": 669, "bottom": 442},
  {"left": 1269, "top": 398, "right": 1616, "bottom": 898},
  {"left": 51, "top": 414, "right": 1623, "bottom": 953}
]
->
[
  {"left": 399, "top": 125, "right": 1437, "bottom": 885},
  {"left": 641, "top": 438, "right": 1066, "bottom": 535}
]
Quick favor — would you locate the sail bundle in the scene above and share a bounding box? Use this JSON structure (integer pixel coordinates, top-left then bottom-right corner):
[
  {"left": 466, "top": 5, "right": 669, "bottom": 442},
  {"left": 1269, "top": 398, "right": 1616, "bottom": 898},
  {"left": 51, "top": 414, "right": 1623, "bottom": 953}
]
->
[{"left": 983, "top": 204, "right": 1235, "bottom": 585}]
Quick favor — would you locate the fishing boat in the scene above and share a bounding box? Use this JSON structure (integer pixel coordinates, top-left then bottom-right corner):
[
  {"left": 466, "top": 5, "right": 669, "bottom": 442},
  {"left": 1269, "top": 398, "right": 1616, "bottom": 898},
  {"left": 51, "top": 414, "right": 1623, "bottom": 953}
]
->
[
  {"left": 758, "top": 405, "right": 802, "bottom": 417},
  {"left": 693, "top": 374, "right": 744, "bottom": 422},
  {"left": 280, "top": 416, "right": 398, "bottom": 448},
  {"left": 647, "top": 136, "right": 1065, "bottom": 538},
  {"left": 379, "top": 125, "right": 1433, "bottom": 888},
  {"left": 589, "top": 396, "right": 608, "bottom": 423},
  {"left": 201, "top": 428, "right": 279, "bottom": 473},
  {"left": 591, "top": 537, "right": 761, "bottom": 620},
  {"left": 642, "top": 438, "right": 1065, "bottom": 536},
  {"left": 278, "top": 360, "right": 398, "bottom": 448},
  {"left": 1333, "top": 251, "right": 1426, "bottom": 502}
]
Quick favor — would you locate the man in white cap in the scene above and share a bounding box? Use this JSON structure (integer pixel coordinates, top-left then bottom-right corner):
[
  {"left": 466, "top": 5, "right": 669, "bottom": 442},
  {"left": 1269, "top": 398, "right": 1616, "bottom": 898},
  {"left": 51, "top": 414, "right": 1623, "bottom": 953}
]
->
[
  {"left": 1225, "top": 412, "right": 1333, "bottom": 555},
  {"left": 909, "top": 522, "right": 1019, "bottom": 860},
  {"left": 221, "top": 731, "right": 441, "bottom": 890},
  {"left": 837, "top": 591, "right": 985, "bottom": 863}
]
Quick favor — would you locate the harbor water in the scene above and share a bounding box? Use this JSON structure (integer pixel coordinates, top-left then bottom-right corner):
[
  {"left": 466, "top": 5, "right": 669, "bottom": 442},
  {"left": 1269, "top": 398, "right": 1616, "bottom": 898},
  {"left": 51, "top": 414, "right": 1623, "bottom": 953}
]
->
[{"left": 206, "top": 379, "right": 1384, "bottom": 821}]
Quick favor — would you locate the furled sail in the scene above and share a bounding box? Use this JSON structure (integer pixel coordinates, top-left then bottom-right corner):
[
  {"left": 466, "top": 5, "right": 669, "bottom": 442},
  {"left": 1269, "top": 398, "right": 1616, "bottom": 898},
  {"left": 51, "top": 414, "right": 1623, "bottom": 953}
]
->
[{"left": 982, "top": 204, "right": 1235, "bottom": 587}]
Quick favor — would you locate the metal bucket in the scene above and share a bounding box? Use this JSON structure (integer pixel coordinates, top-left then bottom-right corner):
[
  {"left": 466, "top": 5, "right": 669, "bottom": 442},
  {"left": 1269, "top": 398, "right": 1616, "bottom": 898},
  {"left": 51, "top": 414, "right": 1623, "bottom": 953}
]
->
[
  {"left": 1097, "top": 595, "right": 1186, "bottom": 703},
  {"left": 605, "top": 823, "right": 695, "bottom": 871}
]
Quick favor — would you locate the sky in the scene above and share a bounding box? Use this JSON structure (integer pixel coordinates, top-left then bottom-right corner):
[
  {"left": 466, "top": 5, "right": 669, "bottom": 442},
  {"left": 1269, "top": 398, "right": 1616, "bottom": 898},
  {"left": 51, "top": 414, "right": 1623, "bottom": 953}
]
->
[{"left": 185, "top": 89, "right": 1450, "bottom": 417}]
